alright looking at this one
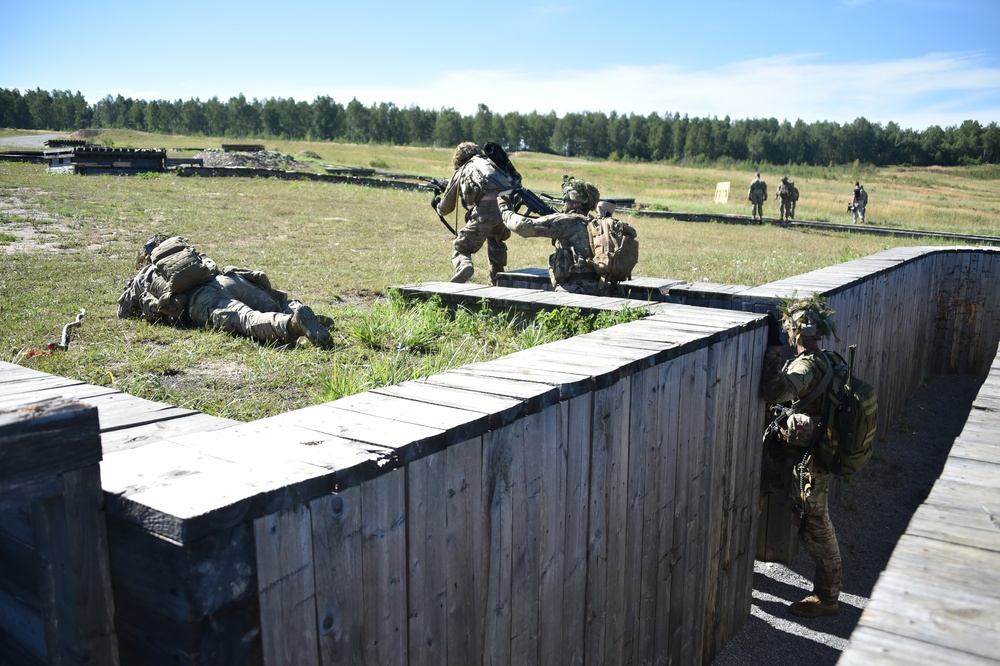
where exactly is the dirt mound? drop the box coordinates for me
[68,129,103,138]
[193,149,310,171]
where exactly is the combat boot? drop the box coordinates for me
[789,594,839,618]
[451,264,474,283]
[291,306,333,350]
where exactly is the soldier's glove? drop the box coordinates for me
[765,312,782,347]
[430,195,441,212]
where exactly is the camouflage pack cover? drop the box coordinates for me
[586,216,639,283]
[150,237,216,294]
[459,155,513,204]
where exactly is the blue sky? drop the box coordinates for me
[2,0,998,130]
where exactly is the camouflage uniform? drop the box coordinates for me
[118,240,331,348]
[498,200,603,295]
[748,174,768,221]
[761,348,842,605]
[187,271,303,344]
[852,183,868,223]
[437,146,513,284]
[777,176,797,221]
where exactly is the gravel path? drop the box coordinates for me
[0,133,67,148]
[712,372,985,665]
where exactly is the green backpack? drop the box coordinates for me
[795,346,879,476]
[586,216,639,283]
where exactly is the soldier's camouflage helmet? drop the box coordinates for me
[136,232,173,269]
[781,175,789,182]
[452,142,483,169]
[778,293,835,343]
[561,175,600,213]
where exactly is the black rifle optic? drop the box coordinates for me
[482,142,558,217]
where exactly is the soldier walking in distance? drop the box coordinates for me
[748,172,768,221]
[760,295,842,618]
[850,181,868,223]
[777,176,798,221]
[433,142,513,284]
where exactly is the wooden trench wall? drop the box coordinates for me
[100,302,770,666]
[1,245,998,666]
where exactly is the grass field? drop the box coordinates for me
[2,129,998,420]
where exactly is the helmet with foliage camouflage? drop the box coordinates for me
[781,175,789,183]
[561,175,600,213]
[452,142,483,169]
[136,232,174,269]
[778,293,835,344]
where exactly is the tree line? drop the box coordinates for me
[2,87,999,168]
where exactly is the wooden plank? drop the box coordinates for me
[451,361,594,399]
[560,394,591,666]
[333,389,490,445]
[481,422,516,665]
[264,403,446,461]
[407,446,447,665]
[0,375,87,399]
[841,624,998,666]
[311,487,365,665]
[653,359,681,665]
[0,585,47,666]
[32,464,119,666]
[101,439,335,543]
[54,390,201,431]
[584,378,630,665]
[361,467,407,665]
[99,412,239,454]
[374,379,527,429]
[538,401,568,666]
[423,370,560,410]
[254,503,320,666]
[622,364,659,665]
[511,410,544,665]
[0,381,116,408]
[0,401,102,486]
[444,437,484,665]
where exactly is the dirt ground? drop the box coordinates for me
[712,371,986,665]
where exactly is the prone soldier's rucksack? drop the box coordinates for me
[794,348,879,476]
[150,236,215,294]
[586,217,639,284]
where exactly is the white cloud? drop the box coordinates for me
[293,51,1000,130]
[83,51,1000,132]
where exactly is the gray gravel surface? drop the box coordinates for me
[712,372,985,665]
[0,133,66,148]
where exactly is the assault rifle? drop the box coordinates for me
[419,176,458,236]
[482,142,558,217]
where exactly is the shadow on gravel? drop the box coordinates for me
[712,372,986,666]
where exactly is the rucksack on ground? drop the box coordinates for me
[586,217,639,283]
[815,348,879,476]
[150,236,215,293]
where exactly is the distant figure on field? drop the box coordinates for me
[777,176,799,221]
[850,181,868,223]
[748,172,768,221]
[118,235,333,349]
[432,141,513,285]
